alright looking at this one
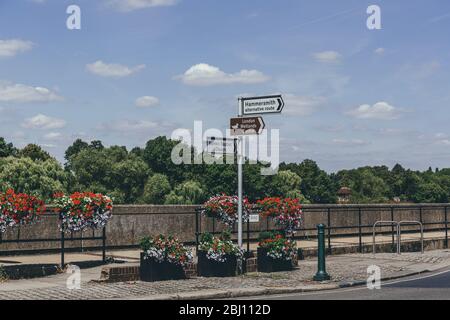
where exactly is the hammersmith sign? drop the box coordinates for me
[241,95,284,115]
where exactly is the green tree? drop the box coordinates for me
[0,138,17,158]
[65,138,89,162]
[0,156,68,200]
[270,170,301,196]
[281,160,337,203]
[19,144,51,161]
[68,145,149,203]
[164,180,204,204]
[141,173,171,204]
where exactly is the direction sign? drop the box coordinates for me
[206,137,236,155]
[230,117,265,136]
[241,95,284,115]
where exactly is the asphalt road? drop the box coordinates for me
[243,268,450,300]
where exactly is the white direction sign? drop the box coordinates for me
[206,137,236,155]
[241,95,284,115]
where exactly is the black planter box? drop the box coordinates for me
[139,252,186,282]
[197,250,238,277]
[257,247,294,273]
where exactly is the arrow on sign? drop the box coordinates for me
[230,117,265,136]
[241,95,284,115]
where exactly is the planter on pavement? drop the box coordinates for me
[197,250,238,277]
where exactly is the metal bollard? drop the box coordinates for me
[313,224,331,281]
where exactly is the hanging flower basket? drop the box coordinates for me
[197,232,243,277]
[201,194,252,227]
[257,197,303,235]
[0,189,46,233]
[52,192,113,232]
[257,232,297,273]
[139,234,193,282]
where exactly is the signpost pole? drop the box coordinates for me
[237,98,243,249]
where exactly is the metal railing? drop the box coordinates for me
[372,221,400,254]
[398,221,424,254]
[0,214,107,267]
[195,204,449,254]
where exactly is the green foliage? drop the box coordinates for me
[0,265,8,282]
[0,138,17,158]
[141,173,171,204]
[67,145,149,204]
[0,156,68,200]
[164,180,205,204]
[19,144,51,161]
[200,232,213,244]
[1,135,449,205]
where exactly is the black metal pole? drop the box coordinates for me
[391,206,395,251]
[195,209,199,252]
[313,224,331,281]
[102,226,106,263]
[445,206,448,249]
[246,219,250,253]
[327,208,331,254]
[61,229,65,268]
[358,207,362,253]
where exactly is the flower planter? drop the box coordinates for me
[257,247,294,273]
[139,252,186,282]
[197,250,238,277]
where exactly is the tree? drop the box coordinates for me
[19,144,51,161]
[270,170,301,196]
[281,160,337,203]
[65,138,89,161]
[164,180,205,205]
[0,156,68,200]
[141,173,171,204]
[143,136,191,184]
[0,137,17,158]
[68,145,149,203]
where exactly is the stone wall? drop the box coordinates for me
[0,204,448,254]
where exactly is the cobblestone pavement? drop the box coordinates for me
[1,250,449,300]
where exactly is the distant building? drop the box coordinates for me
[337,187,351,204]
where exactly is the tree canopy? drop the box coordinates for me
[1,136,449,204]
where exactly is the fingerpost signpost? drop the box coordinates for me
[233,95,284,249]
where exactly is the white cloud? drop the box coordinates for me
[22,114,66,130]
[0,83,62,103]
[283,94,326,116]
[86,60,145,78]
[332,138,369,146]
[43,132,63,140]
[347,102,404,120]
[135,96,159,107]
[313,51,342,63]
[374,47,385,55]
[0,39,34,57]
[107,0,178,12]
[176,63,269,86]
[109,119,159,132]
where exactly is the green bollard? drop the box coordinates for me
[313,223,331,281]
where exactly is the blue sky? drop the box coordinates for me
[0,0,449,172]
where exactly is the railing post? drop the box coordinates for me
[313,224,331,281]
[327,208,331,254]
[246,218,250,253]
[358,207,362,253]
[445,206,448,249]
[390,207,395,251]
[102,226,106,263]
[61,229,65,268]
[195,208,200,252]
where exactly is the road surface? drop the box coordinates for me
[243,268,450,300]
